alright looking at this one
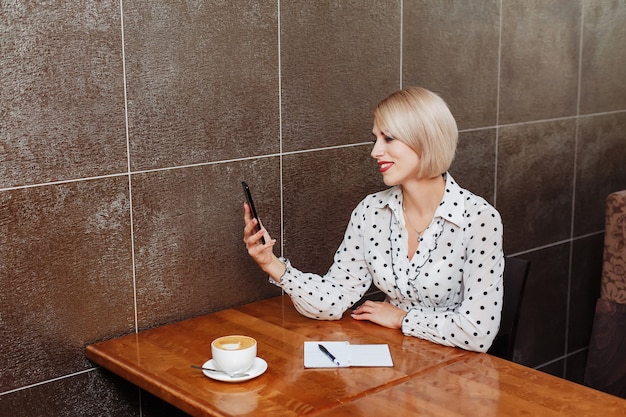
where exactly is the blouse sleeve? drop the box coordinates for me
[401,207,504,352]
[271,202,373,320]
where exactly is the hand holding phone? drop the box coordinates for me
[242,181,266,244]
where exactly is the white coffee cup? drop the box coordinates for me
[211,335,257,374]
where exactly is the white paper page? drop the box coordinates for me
[348,344,393,367]
[303,341,393,368]
[304,341,350,368]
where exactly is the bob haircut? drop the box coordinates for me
[373,87,458,179]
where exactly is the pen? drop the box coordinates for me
[318,343,341,366]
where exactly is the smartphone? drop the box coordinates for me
[241,181,266,244]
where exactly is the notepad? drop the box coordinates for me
[303,341,394,368]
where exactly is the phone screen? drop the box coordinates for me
[241,181,266,244]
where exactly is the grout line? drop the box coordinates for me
[0,368,95,397]
[118,0,139,336]
[460,109,625,131]
[0,155,280,193]
[578,108,625,118]
[564,2,587,378]
[505,230,604,258]
[1,109,623,194]
[279,141,370,155]
[278,0,285,257]
[493,0,503,207]
[533,346,589,371]
[277,0,285,298]
[399,0,403,89]
[571,230,605,240]
[120,1,142,414]
[123,153,283,175]
[0,172,132,193]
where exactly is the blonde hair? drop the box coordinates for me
[373,87,458,178]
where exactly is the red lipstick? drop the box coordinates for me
[378,161,393,173]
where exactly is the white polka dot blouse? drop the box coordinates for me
[272,173,504,352]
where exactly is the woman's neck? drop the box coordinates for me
[401,174,446,216]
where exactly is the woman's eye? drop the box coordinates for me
[371,135,394,143]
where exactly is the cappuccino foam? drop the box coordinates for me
[213,335,255,351]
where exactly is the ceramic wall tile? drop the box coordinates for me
[0,1,127,188]
[513,244,569,368]
[575,112,626,235]
[122,0,280,170]
[403,0,500,130]
[0,178,134,391]
[132,158,282,330]
[565,350,589,385]
[580,0,626,114]
[497,120,576,254]
[282,145,385,275]
[280,0,400,152]
[449,129,497,205]
[499,0,581,124]
[568,234,604,352]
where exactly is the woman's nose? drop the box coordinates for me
[371,139,383,158]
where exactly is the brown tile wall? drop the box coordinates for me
[1,1,625,415]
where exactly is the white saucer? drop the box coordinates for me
[202,357,267,382]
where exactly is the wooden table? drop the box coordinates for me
[312,353,626,416]
[86,295,626,416]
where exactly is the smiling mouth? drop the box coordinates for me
[378,162,393,173]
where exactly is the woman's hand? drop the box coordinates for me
[351,300,405,329]
[243,203,275,264]
[243,203,286,281]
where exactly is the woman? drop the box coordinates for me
[243,87,504,352]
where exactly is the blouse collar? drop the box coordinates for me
[374,172,467,229]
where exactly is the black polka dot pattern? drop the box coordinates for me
[271,173,504,353]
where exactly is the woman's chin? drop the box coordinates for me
[381,176,399,187]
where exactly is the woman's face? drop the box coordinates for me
[371,120,420,186]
